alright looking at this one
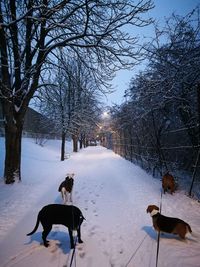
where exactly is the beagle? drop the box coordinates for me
[146,205,192,239]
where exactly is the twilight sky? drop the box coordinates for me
[105,0,200,107]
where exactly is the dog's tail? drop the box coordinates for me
[185,223,200,239]
[27,215,40,236]
[186,223,192,234]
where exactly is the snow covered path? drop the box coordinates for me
[0,139,200,267]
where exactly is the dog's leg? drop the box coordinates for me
[65,190,68,204]
[42,225,52,247]
[61,188,67,204]
[64,192,69,204]
[69,191,73,202]
[66,192,72,204]
[177,225,187,239]
[68,228,74,249]
[77,226,83,244]
[61,192,64,203]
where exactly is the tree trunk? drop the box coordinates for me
[85,139,88,147]
[197,83,200,143]
[4,122,23,184]
[72,134,78,152]
[79,133,86,149]
[79,138,83,149]
[61,131,66,161]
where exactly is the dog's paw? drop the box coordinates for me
[44,241,50,247]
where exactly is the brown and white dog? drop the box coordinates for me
[146,205,192,239]
[58,173,74,204]
[162,172,175,194]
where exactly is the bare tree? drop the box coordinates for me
[39,52,101,159]
[0,0,153,183]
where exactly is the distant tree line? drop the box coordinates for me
[35,51,103,160]
[107,9,200,197]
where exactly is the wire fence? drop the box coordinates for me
[102,126,200,200]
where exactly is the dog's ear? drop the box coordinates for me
[146,206,151,213]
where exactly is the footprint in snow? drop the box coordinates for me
[93,209,98,217]
[77,243,86,258]
[89,225,98,236]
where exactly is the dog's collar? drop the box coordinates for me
[150,209,159,217]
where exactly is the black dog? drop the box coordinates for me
[27,204,85,249]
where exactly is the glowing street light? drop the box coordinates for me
[102,111,110,119]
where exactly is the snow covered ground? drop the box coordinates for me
[0,137,200,267]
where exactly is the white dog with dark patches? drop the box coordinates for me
[58,173,74,204]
